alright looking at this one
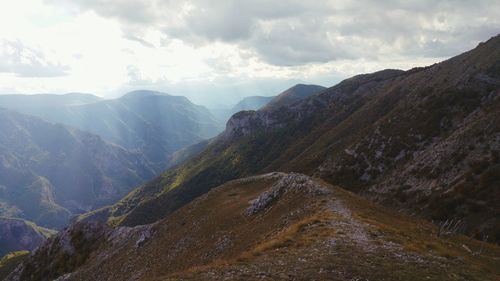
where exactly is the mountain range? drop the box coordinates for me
[0,83,323,255]
[262,84,326,110]
[0,90,222,170]
[0,108,159,229]
[85,35,500,245]
[208,84,325,123]
[2,35,500,280]
[231,95,275,112]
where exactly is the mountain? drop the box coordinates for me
[231,96,274,112]
[208,96,275,124]
[88,35,500,245]
[263,84,326,110]
[0,93,101,112]
[210,85,324,124]
[0,90,223,170]
[6,173,500,280]
[0,217,55,257]
[0,109,158,229]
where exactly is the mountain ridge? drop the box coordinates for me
[7,173,500,280]
[0,90,223,170]
[92,35,500,243]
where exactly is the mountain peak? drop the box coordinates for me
[263,84,326,110]
[120,90,171,99]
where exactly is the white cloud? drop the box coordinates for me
[0,0,498,106]
[0,39,69,77]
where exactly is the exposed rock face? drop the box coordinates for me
[222,70,404,142]
[0,218,53,257]
[222,110,278,140]
[231,96,274,113]
[6,220,154,281]
[245,173,330,216]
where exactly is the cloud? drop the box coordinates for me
[47,0,500,66]
[0,39,69,77]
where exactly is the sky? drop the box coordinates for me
[0,0,498,107]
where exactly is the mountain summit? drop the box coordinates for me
[263,84,326,110]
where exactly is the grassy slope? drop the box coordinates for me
[0,251,30,280]
[26,174,500,281]
[166,178,500,280]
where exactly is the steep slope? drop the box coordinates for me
[207,96,275,125]
[94,35,500,243]
[0,109,157,228]
[263,83,326,110]
[0,251,29,280]
[167,139,211,168]
[7,174,500,280]
[0,90,222,170]
[210,85,323,124]
[0,217,55,257]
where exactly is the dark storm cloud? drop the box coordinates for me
[0,40,69,77]
[47,0,500,66]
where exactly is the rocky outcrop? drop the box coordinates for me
[8,172,500,280]
[221,71,404,142]
[5,220,154,281]
[245,173,330,216]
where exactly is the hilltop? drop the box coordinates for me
[7,174,500,280]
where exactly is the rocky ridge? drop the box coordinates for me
[7,173,500,280]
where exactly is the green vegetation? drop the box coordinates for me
[19,226,103,281]
[0,251,30,280]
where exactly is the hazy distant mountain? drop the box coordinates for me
[262,84,326,110]
[209,96,275,124]
[231,96,274,112]
[0,109,157,229]
[210,87,323,124]
[0,90,223,169]
[0,93,102,111]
